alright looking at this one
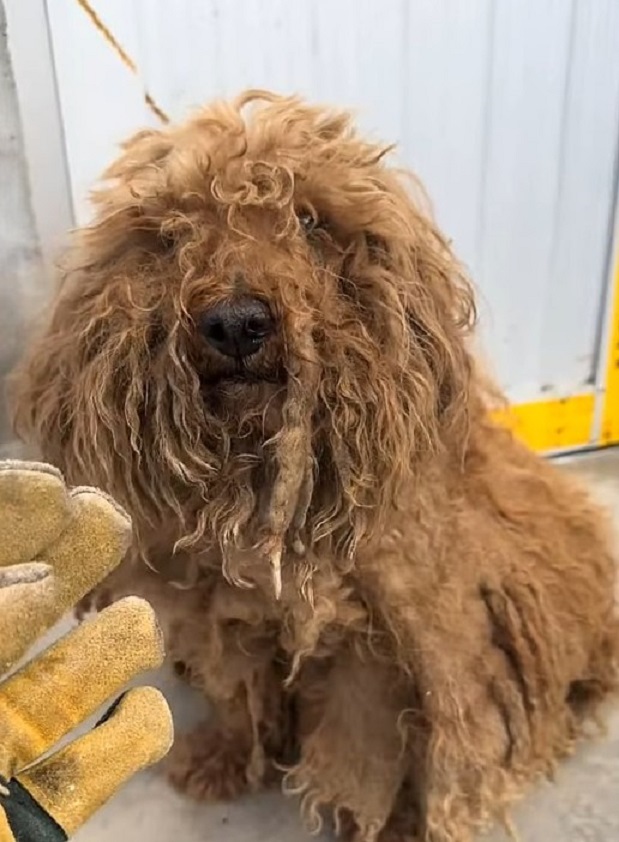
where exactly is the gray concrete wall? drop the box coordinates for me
[0,0,45,451]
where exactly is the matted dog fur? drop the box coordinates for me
[12,91,619,841]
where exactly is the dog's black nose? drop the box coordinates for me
[200,297,273,358]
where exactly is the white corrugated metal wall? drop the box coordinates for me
[42,0,619,411]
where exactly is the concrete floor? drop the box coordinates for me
[35,449,619,841]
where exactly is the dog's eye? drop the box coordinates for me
[297,210,319,235]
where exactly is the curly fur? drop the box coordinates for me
[11,90,619,841]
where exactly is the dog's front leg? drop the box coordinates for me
[168,676,280,803]
[167,583,286,803]
[288,647,411,841]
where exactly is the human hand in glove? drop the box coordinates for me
[0,461,174,841]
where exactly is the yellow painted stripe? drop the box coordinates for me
[493,393,595,452]
[601,248,619,446]
[497,218,619,453]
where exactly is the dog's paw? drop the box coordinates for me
[167,722,251,802]
[338,806,420,842]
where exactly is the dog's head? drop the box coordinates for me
[13,91,477,587]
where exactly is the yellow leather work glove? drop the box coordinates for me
[0,461,174,841]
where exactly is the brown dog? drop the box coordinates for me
[11,91,618,841]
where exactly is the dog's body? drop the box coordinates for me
[12,92,618,841]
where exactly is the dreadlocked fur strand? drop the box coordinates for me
[261,325,320,597]
[11,90,619,842]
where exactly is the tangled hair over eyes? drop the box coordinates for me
[11,90,481,590]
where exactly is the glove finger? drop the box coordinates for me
[0,488,131,673]
[38,486,131,612]
[0,463,71,569]
[0,598,164,779]
[0,571,56,674]
[16,687,173,837]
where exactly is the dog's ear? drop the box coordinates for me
[9,130,179,495]
[10,250,144,485]
[315,203,478,552]
[365,215,477,441]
